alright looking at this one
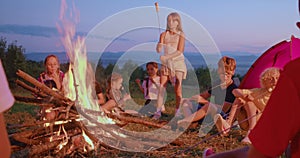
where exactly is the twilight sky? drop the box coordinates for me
[0,0,299,54]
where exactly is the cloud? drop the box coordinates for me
[87,33,135,42]
[0,24,87,38]
[0,24,134,43]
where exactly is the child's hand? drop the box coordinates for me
[160,55,168,63]
[135,79,140,84]
[245,94,254,101]
[156,43,163,53]
[236,97,246,104]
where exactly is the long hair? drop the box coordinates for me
[166,12,183,32]
[44,54,60,74]
[106,73,123,100]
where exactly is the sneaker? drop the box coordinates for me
[203,147,215,158]
[152,111,161,120]
[214,114,230,136]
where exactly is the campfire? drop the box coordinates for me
[12,70,177,157]
[9,0,181,157]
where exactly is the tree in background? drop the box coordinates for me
[0,37,7,61]
[6,41,27,86]
[0,38,27,87]
[95,59,106,90]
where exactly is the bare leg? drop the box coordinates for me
[175,71,184,114]
[157,75,168,111]
[242,101,257,143]
[181,99,193,118]
[244,101,258,130]
[153,75,168,119]
[178,103,209,124]
[226,98,242,125]
[101,99,117,112]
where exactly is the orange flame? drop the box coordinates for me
[57,0,115,125]
[57,0,98,110]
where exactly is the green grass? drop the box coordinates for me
[6,102,40,116]
[8,87,40,116]
[10,86,34,97]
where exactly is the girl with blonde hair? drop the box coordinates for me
[101,73,131,113]
[154,12,187,119]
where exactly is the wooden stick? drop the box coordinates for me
[16,79,48,97]
[16,69,69,102]
[8,116,80,130]
[12,130,41,145]
[29,141,61,156]
[109,113,170,129]
[80,107,170,129]
[14,95,54,106]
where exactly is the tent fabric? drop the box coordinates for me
[239,35,300,89]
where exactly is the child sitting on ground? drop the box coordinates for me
[135,62,165,117]
[177,56,238,128]
[101,73,131,114]
[214,67,280,144]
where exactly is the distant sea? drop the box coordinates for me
[24,52,259,76]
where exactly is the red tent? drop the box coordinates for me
[239,35,300,89]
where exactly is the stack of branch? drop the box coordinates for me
[11,70,180,157]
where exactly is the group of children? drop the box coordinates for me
[39,52,281,141]
[0,8,296,157]
[36,12,285,157]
